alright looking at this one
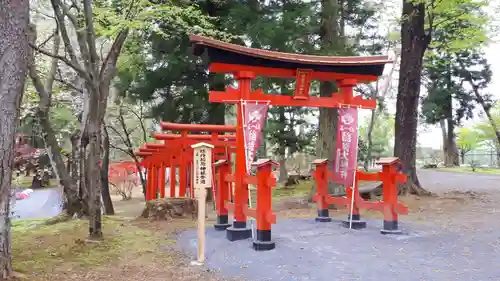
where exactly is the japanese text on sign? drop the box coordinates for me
[192,144,213,189]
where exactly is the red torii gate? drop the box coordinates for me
[189,34,391,251]
[136,124,237,201]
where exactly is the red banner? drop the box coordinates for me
[243,102,269,172]
[332,108,359,185]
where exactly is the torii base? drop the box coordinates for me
[380,220,403,235]
[214,215,231,231]
[341,214,367,229]
[226,221,252,241]
[253,240,276,251]
[252,229,275,251]
[315,209,332,222]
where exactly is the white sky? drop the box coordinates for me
[416,43,500,149]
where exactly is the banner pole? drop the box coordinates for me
[348,107,361,230]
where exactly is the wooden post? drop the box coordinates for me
[341,176,366,229]
[146,163,153,201]
[226,71,254,241]
[170,165,176,197]
[190,142,214,265]
[179,131,188,197]
[311,159,332,222]
[214,159,231,230]
[251,159,278,251]
[159,164,166,198]
[376,157,407,234]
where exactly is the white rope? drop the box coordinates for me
[348,107,361,230]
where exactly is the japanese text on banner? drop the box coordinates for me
[332,108,359,185]
[243,103,269,172]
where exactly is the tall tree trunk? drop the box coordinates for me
[207,74,226,125]
[446,117,459,166]
[395,0,431,195]
[364,91,377,171]
[101,124,114,215]
[27,25,83,218]
[440,119,448,164]
[318,0,343,195]
[0,0,29,277]
[86,96,103,239]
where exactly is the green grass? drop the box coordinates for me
[436,166,500,175]
[12,216,173,275]
[272,180,314,198]
[270,178,377,199]
[12,176,57,188]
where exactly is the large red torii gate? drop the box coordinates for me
[189,34,391,251]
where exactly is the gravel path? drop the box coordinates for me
[417,169,500,193]
[12,188,62,220]
[176,170,500,281]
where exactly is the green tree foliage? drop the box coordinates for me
[115,1,236,125]
[422,1,489,126]
[474,104,500,149]
[456,127,480,163]
[395,0,489,193]
[359,113,394,160]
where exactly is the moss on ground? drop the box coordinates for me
[12,217,175,277]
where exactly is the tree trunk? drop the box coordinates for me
[0,0,29,277]
[317,82,341,195]
[318,0,343,195]
[364,94,377,171]
[39,110,83,215]
[394,0,431,195]
[86,116,103,239]
[101,124,114,215]
[27,24,83,217]
[446,117,459,166]
[440,119,448,164]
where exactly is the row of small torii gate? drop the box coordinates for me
[132,35,409,252]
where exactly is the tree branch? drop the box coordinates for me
[82,0,100,74]
[45,28,60,96]
[124,103,148,142]
[54,75,83,93]
[50,0,80,69]
[29,42,90,82]
[109,143,134,157]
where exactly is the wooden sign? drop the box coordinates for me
[293,69,312,100]
[190,142,214,265]
[191,142,214,189]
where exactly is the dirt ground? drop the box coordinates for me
[13,170,500,281]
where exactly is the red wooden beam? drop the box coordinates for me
[160,122,236,133]
[153,133,236,141]
[209,63,380,82]
[139,147,158,153]
[209,88,376,109]
[145,143,165,149]
[135,151,151,157]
